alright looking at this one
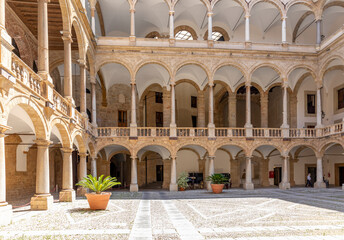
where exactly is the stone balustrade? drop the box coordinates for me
[53,90,69,115]
[96,123,344,139]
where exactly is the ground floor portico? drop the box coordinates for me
[1,188,344,240]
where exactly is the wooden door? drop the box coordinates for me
[118,111,127,127]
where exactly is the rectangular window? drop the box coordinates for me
[155,92,163,104]
[118,111,127,127]
[191,96,197,108]
[307,94,316,114]
[192,116,197,128]
[338,88,344,110]
[156,112,163,127]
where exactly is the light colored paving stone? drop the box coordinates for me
[129,200,152,240]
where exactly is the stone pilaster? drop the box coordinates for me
[163,87,171,127]
[31,139,54,210]
[37,0,50,82]
[244,157,254,190]
[260,92,268,128]
[228,92,237,127]
[315,155,326,188]
[197,90,206,127]
[207,156,215,191]
[279,156,290,190]
[59,148,75,202]
[77,153,88,196]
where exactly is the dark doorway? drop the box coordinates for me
[110,162,117,178]
[156,165,163,182]
[306,166,317,186]
[118,110,127,127]
[72,150,79,190]
[339,167,344,186]
[274,167,282,186]
[192,116,197,128]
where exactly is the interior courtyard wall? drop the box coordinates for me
[5,135,37,202]
[236,95,261,127]
[142,89,164,127]
[49,147,63,193]
[214,149,230,174]
[176,149,199,178]
[268,87,283,128]
[323,145,344,186]
[175,83,199,127]
[297,77,317,128]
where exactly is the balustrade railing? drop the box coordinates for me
[53,90,69,115]
[137,127,170,137]
[97,127,130,137]
[12,54,43,98]
[177,128,208,137]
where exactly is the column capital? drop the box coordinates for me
[34,139,52,147]
[0,124,11,134]
[79,152,88,158]
[78,59,86,68]
[169,10,175,16]
[245,14,250,19]
[207,11,213,17]
[245,82,251,87]
[282,81,289,89]
[61,32,73,43]
[281,16,287,21]
[130,82,136,86]
[131,156,138,160]
[61,147,73,153]
[208,156,215,160]
[130,8,136,13]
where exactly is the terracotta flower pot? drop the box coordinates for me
[179,187,185,191]
[85,192,112,210]
[211,184,224,194]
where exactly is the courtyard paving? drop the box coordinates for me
[1,188,344,239]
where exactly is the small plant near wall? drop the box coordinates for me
[177,172,189,191]
[206,174,228,194]
[76,174,120,210]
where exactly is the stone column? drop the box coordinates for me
[228,92,237,127]
[231,159,240,187]
[290,93,297,128]
[208,84,215,138]
[315,155,326,188]
[316,87,322,128]
[169,11,174,39]
[260,92,268,128]
[245,15,250,42]
[260,158,270,187]
[244,156,254,190]
[170,83,177,137]
[207,156,215,191]
[130,82,137,137]
[59,148,75,202]
[279,156,290,189]
[31,139,53,210]
[79,60,87,116]
[62,32,73,102]
[281,84,289,129]
[91,157,97,177]
[0,125,12,226]
[197,90,206,127]
[91,78,97,126]
[282,17,287,43]
[130,8,135,41]
[163,87,171,127]
[245,83,253,137]
[91,7,96,34]
[77,153,88,196]
[130,157,138,192]
[208,12,213,40]
[290,158,296,186]
[204,157,209,189]
[169,157,177,191]
[0,0,5,30]
[37,0,50,81]
[316,19,322,45]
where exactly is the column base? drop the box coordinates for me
[314,181,326,189]
[130,184,138,192]
[76,187,88,197]
[0,204,12,226]
[206,181,212,191]
[169,183,178,192]
[30,194,54,210]
[243,182,254,190]
[59,189,76,202]
[169,38,175,46]
[279,182,291,190]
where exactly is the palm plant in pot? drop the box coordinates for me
[206,173,228,194]
[76,174,120,210]
[177,172,189,191]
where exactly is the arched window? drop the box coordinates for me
[212,32,224,41]
[175,30,193,40]
[204,27,230,41]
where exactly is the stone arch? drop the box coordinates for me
[95,142,134,156]
[286,64,317,81]
[212,0,248,14]
[174,61,210,83]
[319,140,344,156]
[203,26,230,41]
[71,130,86,153]
[134,142,173,158]
[248,144,284,158]
[249,0,286,18]
[320,55,344,81]
[249,63,284,81]
[213,80,232,93]
[88,141,96,157]
[145,31,162,38]
[135,144,172,161]
[286,143,318,157]
[95,59,133,78]
[213,142,248,156]
[108,150,131,162]
[59,0,72,32]
[71,17,86,61]
[286,0,316,14]
[174,25,198,40]
[234,82,264,95]
[212,62,248,81]
[134,60,172,80]
[139,83,164,103]
[175,143,210,156]
[5,95,48,140]
[49,117,72,149]
[318,0,344,20]
[175,79,201,91]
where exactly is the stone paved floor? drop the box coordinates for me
[1,188,344,239]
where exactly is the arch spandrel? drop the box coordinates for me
[71,129,87,153]
[248,0,286,18]
[49,117,72,149]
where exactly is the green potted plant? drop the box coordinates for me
[177,172,189,191]
[76,174,120,210]
[206,173,228,194]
